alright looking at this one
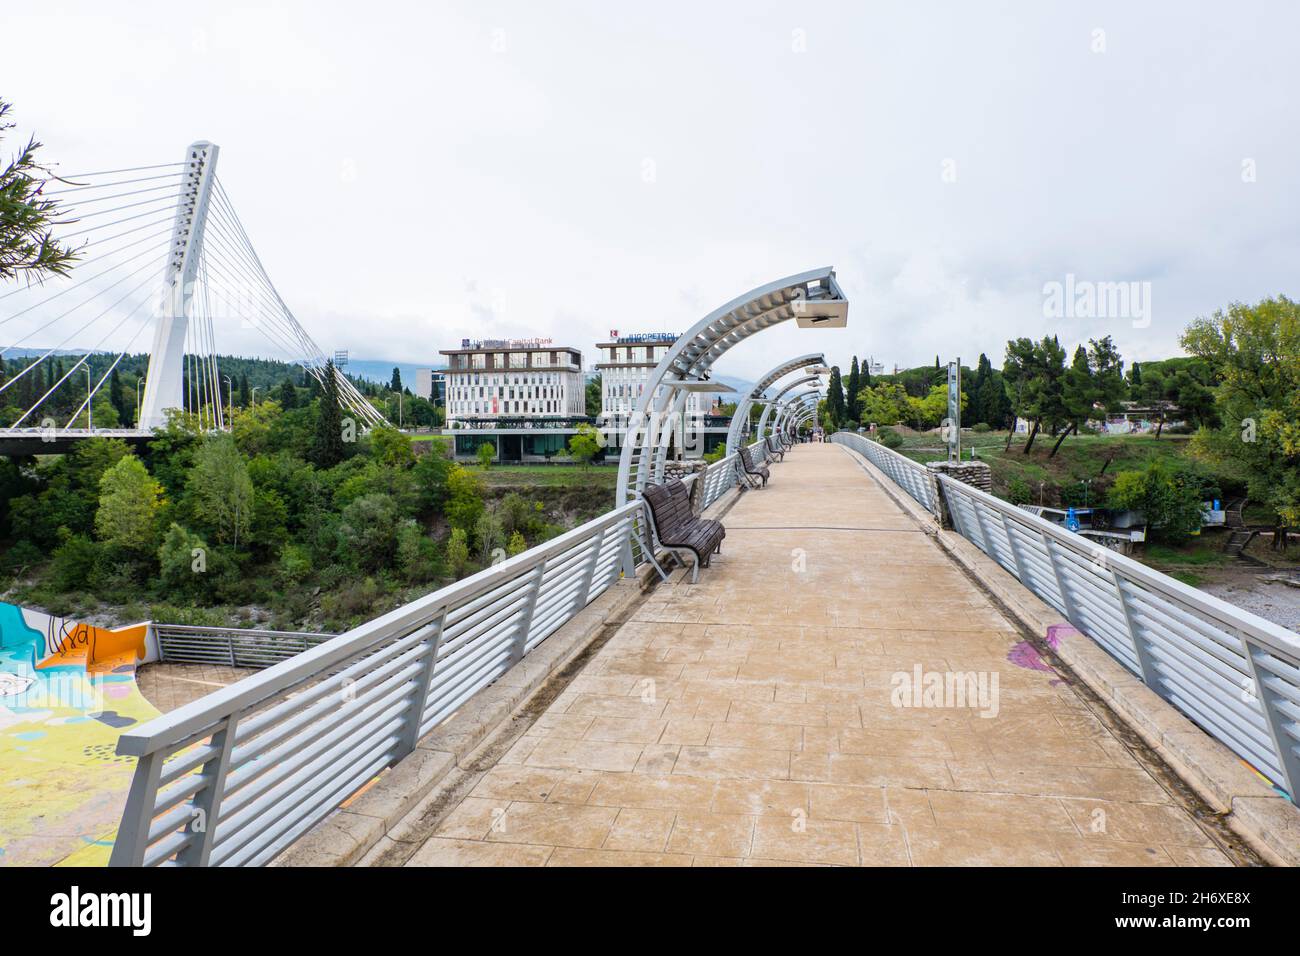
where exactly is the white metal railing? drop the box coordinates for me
[154,624,332,668]
[110,500,639,867]
[832,432,1300,801]
[831,430,940,514]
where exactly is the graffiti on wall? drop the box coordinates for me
[0,603,158,867]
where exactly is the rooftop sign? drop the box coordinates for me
[458,337,555,350]
[607,331,678,343]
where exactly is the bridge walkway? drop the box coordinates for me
[382,443,1239,866]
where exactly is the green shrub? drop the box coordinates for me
[877,427,904,449]
[1007,477,1032,505]
[49,534,100,592]
[971,422,991,433]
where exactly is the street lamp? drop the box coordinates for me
[250,386,261,407]
[222,375,233,427]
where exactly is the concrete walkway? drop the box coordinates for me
[392,443,1237,866]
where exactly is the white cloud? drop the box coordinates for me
[4,0,1298,379]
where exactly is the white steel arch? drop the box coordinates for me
[615,267,848,508]
[756,373,824,441]
[724,354,826,457]
[775,390,821,437]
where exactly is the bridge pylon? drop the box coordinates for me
[139,142,220,431]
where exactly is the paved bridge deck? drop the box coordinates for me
[386,443,1237,866]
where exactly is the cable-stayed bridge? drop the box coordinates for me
[0,141,385,456]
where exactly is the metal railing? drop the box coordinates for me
[154,624,332,669]
[832,432,1300,801]
[110,500,640,867]
[831,430,939,514]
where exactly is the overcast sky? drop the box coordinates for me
[6,0,1298,380]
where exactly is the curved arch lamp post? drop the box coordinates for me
[754,371,828,441]
[781,396,822,439]
[615,267,848,510]
[774,388,822,437]
[724,355,828,457]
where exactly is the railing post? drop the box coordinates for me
[108,750,165,866]
[970,497,996,556]
[1042,533,1080,628]
[511,560,547,665]
[175,711,241,867]
[399,610,448,756]
[998,512,1029,583]
[574,525,605,614]
[1242,635,1300,799]
[1109,570,1160,688]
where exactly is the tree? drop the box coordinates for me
[336,493,402,571]
[858,383,910,425]
[390,367,403,392]
[846,357,861,424]
[586,374,602,418]
[476,441,495,470]
[277,377,299,409]
[238,373,250,409]
[568,424,602,468]
[446,527,470,577]
[0,99,80,280]
[506,530,527,557]
[1108,462,1208,545]
[445,465,485,535]
[157,523,211,596]
[826,366,846,427]
[1182,296,1300,549]
[188,434,254,548]
[413,445,454,513]
[1051,345,1095,457]
[1005,336,1067,453]
[95,456,164,555]
[369,426,414,468]
[311,361,346,468]
[475,507,504,565]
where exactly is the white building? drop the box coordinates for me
[595,332,705,421]
[440,339,584,427]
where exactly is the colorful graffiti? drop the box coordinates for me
[0,603,158,866]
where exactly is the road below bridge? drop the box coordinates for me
[377,443,1246,866]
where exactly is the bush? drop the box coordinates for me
[877,427,904,449]
[971,422,991,433]
[1007,477,1032,505]
[157,523,211,596]
[49,534,100,592]
[278,543,314,584]
[1108,462,1206,544]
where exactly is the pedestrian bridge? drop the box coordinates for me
[107,439,1300,868]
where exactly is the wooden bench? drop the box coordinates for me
[765,435,785,462]
[737,443,770,489]
[642,479,726,583]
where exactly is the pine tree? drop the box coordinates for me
[826,366,846,427]
[277,377,298,409]
[390,367,402,392]
[846,357,861,424]
[311,361,346,468]
[238,373,250,408]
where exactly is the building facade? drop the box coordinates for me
[596,331,705,421]
[414,368,446,406]
[440,340,584,426]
